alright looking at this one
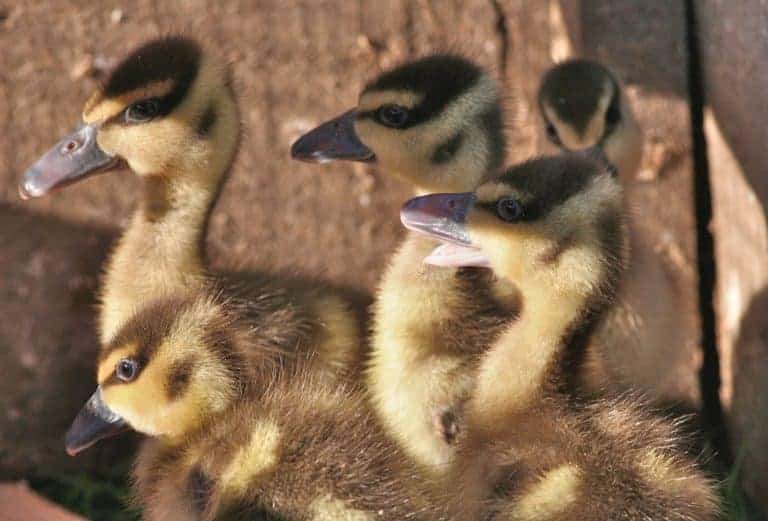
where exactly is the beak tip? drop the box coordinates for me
[289,109,374,165]
[290,138,331,164]
[289,139,306,160]
[18,168,45,200]
[18,181,38,200]
[64,433,82,457]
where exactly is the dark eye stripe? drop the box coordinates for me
[166,357,195,400]
[196,101,217,137]
[432,131,464,165]
[476,200,539,222]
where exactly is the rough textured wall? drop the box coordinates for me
[696,0,768,513]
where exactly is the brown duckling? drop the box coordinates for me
[292,54,517,474]
[401,153,719,520]
[65,291,450,521]
[20,37,361,379]
[538,58,687,400]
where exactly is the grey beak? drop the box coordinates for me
[400,192,476,246]
[19,124,119,199]
[290,109,374,164]
[65,387,128,456]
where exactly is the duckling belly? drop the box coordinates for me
[368,233,513,472]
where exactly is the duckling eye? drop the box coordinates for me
[545,121,561,146]
[116,358,139,382]
[496,197,524,222]
[126,98,160,124]
[377,104,409,128]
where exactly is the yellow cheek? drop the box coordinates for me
[101,374,168,436]
[357,90,421,113]
[97,120,192,175]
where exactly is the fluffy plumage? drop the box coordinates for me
[538,59,689,404]
[93,293,450,521]
[73,37,364,379]
[354,55,517,472]
[407,154,719,520]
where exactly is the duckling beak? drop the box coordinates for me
[400,193,491,268]
[19,124,119,199]
[290,110,375,163]
[65,387,128,456]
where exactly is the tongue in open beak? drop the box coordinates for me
[400,192,491,268]
[19,124,119,199]
[424,243,491,268]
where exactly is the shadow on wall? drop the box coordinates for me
[731,288,768,511]
[0,203,132,476]
[0,202,373,478]
[578,0,690,97]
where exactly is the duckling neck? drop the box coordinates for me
[136,171,220,267]
[99,169,223,343]
[468,282,606,432]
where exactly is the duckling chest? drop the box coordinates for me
[375,234,517,356]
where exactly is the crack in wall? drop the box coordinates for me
[683,0,733,470]
[489,0,509,78]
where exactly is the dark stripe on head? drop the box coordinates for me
[480,154,604,222]
[479,104,506,176]
[166,356,196,400]
[197,101,217,137]
[431,131,465,165]
[100,296,194,370]
[363,54,483,128]
[202,327,247,387]
[538,59,619,134]
[100,36,202,118]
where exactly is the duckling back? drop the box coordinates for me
[134,369,449,521]
[459,396,719,521]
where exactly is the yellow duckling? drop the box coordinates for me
[401,153,719,520]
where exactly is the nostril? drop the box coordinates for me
[447,199,456,210]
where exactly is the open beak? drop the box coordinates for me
[19,124,119,199]
[400,193,491,268]
[290,109,375,164]
[65,387,128,456]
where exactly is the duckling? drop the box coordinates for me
[292,54,518,474]
[20,37,361,379]
[538,59,687,400]
[401,153,719,520]
[538,58,642,177]
[65,291,450,521]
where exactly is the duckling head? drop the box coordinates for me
[401,153,626,302]
[20,36,238,199]
[538,59,641,177]
[65,294,247,455]
[292,55,506,193]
